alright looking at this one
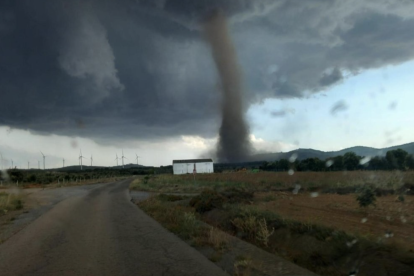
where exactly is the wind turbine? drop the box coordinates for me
[121,150,127,168]
[79,149,86,170]
[114,154,119,166]
[11,159,13,169]
[90,155,93,166]
[27,161,29,170]
[135,154,140,166]
[63,158,65,168]
[40,151,46,170]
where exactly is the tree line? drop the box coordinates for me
[260,148,414,172]
[0,167,155,185]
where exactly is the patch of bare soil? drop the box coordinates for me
[254,192,414,250]
[199,191,414,276]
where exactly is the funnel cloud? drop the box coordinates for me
[203,10,252,162]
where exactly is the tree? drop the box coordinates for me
[368,156,387,170]
[276,159,290,171]
[298,158,325,171]
[405,154,414,170]
[386,149,408,170]
[343,152,360,170]
[331,155,344,171]
[8,169,24,182]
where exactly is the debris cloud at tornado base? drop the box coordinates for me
[203,10,252,163]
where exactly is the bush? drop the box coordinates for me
[190,188,254,214]
[356,186,376,207]
[190,190,226,213]
[220,187,254,204]
[157,194,185,202]
[180,212,200,239]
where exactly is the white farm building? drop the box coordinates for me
[172,159,214,175]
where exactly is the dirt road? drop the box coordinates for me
[0,180,228,276]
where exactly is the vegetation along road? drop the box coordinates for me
[0,179,228,276]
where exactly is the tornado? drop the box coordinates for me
[203,9,252,163]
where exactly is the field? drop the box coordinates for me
[131,170,414,193]
[133,170,414,276]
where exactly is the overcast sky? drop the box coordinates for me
[1,0,414,168]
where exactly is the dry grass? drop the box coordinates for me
[130,178,141,190]
[0,192,23,215]
[138,195,203,241]
[208,227,230,251]
[233,256,253,276]
[131,171,414,193]
[255,218,274,247]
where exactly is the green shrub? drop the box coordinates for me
[190,188,255,214]
[220,187,254,204]
[180,212,200,239]
[157,194,185,202]
[356,186,376,207]
[190,189,226,213]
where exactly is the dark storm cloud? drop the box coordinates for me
[319,68,343,87]
[2,0,414,142]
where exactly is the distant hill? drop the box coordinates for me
[251,142,414,162]
[52,163,147,172]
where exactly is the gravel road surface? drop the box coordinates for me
[0,179,228,276]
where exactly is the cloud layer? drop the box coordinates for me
[1,0,414,143]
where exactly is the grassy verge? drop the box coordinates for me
[138,194,229,247]
[0,192,23,215]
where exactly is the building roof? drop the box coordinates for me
[173,159,213,164]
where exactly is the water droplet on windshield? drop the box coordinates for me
[326,160,334,167]
[310,192,319,198]
[346,239,358,247]
[359,156,371,165]
[292,184,301,194]
[349,270,358,276]
[361,218,367,223]
[400,216,407,224]
[289,153,298,163]
[388,101,397,110]
[288,169,294,175]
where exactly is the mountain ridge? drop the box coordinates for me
[251,142,414,162]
